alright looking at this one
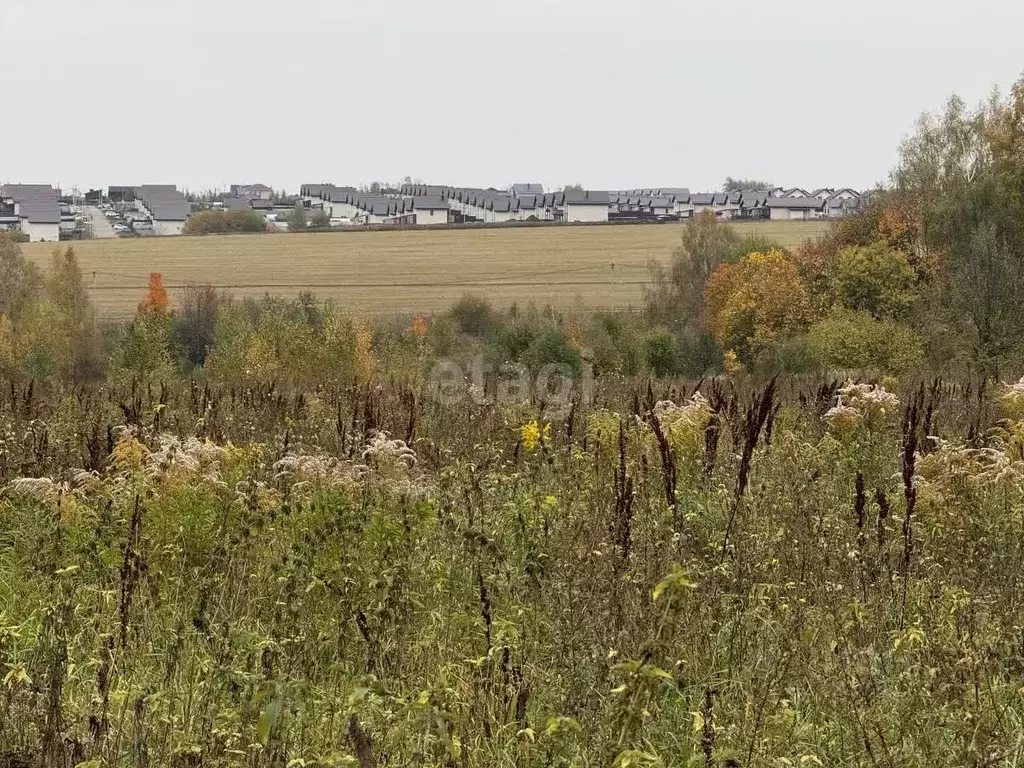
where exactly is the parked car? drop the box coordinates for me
[112,224,130,233]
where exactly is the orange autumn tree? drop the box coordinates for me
[705,249,811,363]
[138,273,170,315]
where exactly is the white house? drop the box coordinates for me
[412,197,450,225]
[516,194,539,220]
[765,197,824,220]
[136,185,190,235]
[486,197,518,223]
[830,188,860,201]
[826,193,861,217]
[563,190,609,223]
[0,185,61,242]
[689,193,718,217]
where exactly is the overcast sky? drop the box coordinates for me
[2,0,1021,194]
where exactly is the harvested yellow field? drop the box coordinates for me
[23,221,829,318]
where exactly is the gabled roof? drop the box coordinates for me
[564,190,610,205]
[690,193,716,205]
[766,197,824,210]
[782,188,811,198]
[412,196,449,210]
[810,188,834,198]
[512,183,544,195]
[137,185,190,221]
[489,197,516,213]
[0,184,61,223]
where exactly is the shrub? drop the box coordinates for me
[808,307,925,372]
[183,209,267,235]
[644,326,677,377]
[449,294,497,337]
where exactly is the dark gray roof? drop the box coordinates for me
[766,197,824,210]
[564,190,610,205]
[137,185,190,221]
[512,183,544,195]
[412,196,449,210]
[690,193,716,205]
[0,184,60,223]
[223,197,251,211]
[489,197,516,213]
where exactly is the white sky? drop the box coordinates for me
[2,0,1021,194]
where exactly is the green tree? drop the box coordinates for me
[645,210,740,332]
[723,176,773,191]
[45,247,101,380]
[309,210,331,229]
[644,326,677,377]
[174,284,229,368]
[828,243,917,320]
[108,312,177,386]
[0,234,42,320]
[286,204,308,232]
[892,78,1024,371]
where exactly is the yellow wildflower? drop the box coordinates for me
[521,421,542,451]
[521,421,551,452]
[723,349,742,375]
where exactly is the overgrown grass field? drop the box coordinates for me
[21,221,828,319]
[2,375,1022,766]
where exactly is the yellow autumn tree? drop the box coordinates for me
[705,249,811,362]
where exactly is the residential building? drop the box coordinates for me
[511,183,544,196]
[412,197,450,225]
[0,184,61,241]
[689,193,718,216]
[230,183,274,201]
[563,190,609,222]
[135,185,190,235]
[765,197,824,220]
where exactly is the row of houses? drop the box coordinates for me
[133,186,191,235]
[1,178,873,240]
[610,186,866,221]
[0,184,71,241]
[377,184,612,224]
